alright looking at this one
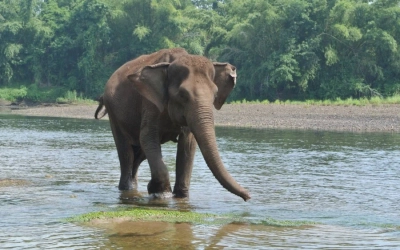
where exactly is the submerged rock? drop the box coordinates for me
[0,179,29,187]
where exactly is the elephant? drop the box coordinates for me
[95,48,250,201]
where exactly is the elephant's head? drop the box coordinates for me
[127,54,250,201]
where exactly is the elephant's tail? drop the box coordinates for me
[94,95,107,119]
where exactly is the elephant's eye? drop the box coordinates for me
[178,88,189,102]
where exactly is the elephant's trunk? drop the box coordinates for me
[187,105,251,201]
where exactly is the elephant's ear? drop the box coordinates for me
[127,63,170,112]
[213,62,237,110]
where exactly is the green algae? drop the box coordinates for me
[67,207,229,224]
[67,207,318,227]
[258,218,318,227]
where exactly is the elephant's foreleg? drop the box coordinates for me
[173,127,197,198]
[140,107,172,194]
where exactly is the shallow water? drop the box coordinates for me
[0,114,399,249]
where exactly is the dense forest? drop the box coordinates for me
[1,0,400,102]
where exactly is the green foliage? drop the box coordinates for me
[324,46,339,66]
[0,85,70,103]
[1,0,400,102]
[0,86,27,101]
[230,94,400,106]
[56,90,96,104]
[133,25,151,40]
[24,84,66,103]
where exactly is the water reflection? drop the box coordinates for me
[1,114,400,249]
[104,221,195,249]
[92,220,400,249]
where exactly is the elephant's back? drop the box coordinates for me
[110,48,188,82]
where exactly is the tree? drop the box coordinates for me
[0,0,24,84]
[207,0,324,100]
[315,0,400,99]
[2,0,400,101]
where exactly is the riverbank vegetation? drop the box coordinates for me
[1,0,400,103]
[231,94,400,106]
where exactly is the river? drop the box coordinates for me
[0,114,399,249]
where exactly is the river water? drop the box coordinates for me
[0,114,399,249]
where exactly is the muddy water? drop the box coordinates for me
[0,114,399,249]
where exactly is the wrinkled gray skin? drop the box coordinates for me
[95,48,250,201]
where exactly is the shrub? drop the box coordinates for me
[0,86,28,101]
[56,90,96,104]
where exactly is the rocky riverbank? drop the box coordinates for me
[5,103,400,132]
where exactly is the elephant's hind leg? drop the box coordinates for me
[131,145,146,188]
[109,120,135,190]
[116,141,135,190]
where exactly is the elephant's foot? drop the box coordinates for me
[172,185,189,198]
[118,178,137,190]
[147,178,172,196]
[118,182,133,190]
[119,189,142,202]
[149,192,173,199]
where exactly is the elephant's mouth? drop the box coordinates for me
[181,116,188,126]
[167,105,187,126]
[174,114,187,126]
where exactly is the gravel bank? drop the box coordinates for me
[7,103,400,132]
[214,104,400,132]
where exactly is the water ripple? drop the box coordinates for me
[1,115,399,249]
